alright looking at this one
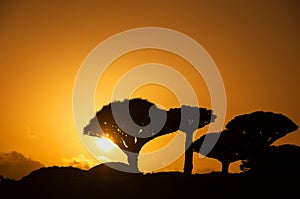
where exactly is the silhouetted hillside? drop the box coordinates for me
[0,163,299,199]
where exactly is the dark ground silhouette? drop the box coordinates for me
[0,162,299,199]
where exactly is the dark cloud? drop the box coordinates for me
[0,151,44,180]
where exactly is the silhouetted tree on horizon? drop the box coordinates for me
[84,98,215,173]
[192,111,298,173]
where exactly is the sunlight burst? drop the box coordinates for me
[97,138,115,152]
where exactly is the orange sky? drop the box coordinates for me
[0,0,299,178]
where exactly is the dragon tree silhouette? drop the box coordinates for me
[192,111,298,173]
[84,98,215,173]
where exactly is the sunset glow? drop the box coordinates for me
[0,1,299,182]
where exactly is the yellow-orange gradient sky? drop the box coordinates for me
[0,0,299,179]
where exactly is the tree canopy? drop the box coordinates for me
[225,111,298,146]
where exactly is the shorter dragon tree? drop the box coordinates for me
[84,98,215,173]
[192,111,298,173]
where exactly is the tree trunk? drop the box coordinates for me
[127,153,140,173]
[221,161,229,174]
[184,133,193,175]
